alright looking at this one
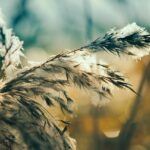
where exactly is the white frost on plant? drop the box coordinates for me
[115,23,150,59]
[0,11,26,79]
[90,22,150,60]
[0,9,5,27]
[115,22,149,38]
[70,51,108,76]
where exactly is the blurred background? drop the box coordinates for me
[0,0,150,150]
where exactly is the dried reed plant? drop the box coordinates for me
[0,11,150,150]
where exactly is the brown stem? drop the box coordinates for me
[117,61,150,150]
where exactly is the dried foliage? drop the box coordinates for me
[0,12,150,150]
[86,23,150,59]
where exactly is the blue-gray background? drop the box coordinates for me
[0,0,150,51]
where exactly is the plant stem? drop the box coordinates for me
[117,61,150,150]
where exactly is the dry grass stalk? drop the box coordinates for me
[0,11,150,150]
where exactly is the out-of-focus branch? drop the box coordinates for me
[117,61,150,150]
[83,0,93,41]
[12,0,28,27]
[12,0,40,47]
